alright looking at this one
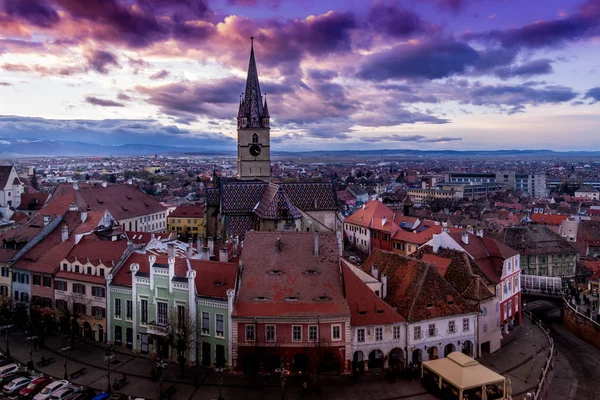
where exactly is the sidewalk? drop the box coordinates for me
[0,318,550,400]
[479,316,550,399]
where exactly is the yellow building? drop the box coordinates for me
[167,206,204,239]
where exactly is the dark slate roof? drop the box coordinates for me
[502,225,578,256]
[0,166,14,188]
[206,188,221,207]
[241,41,265,129]
[228,215,254,240]
[255,183,302,220]
[221,181,267,213]
[280,182,338,211]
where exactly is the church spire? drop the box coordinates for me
[241,37,264,128]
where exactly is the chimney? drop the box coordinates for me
[372,265,378,280]
[43,215,51,226]
[219,247,229,262]
[462,232,469,245]
[233,236,239,257]
[208,237,214,257]
[313,231,319,256]
[81,211,88,224]
[202,246,210,260]
[73,182,78,190]
[432,233,441,253]
[102,181,108,188]
[197,236,203,254]
[362,204,366,210]
[61,224,69,242]
[381,272,388,299]
[476,229,484,238]
[466,225,474,234]
[167,243,175,258]
[187,238,193,258]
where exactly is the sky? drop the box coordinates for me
[0,0,599,152]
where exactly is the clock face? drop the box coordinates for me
[249,144,261,157]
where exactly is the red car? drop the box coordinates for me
[18,376,52,399]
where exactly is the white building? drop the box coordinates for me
[574,186,600,200]
[0,166,24,219]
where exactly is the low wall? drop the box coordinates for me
[563,300,600,351]
[523,311,554,400]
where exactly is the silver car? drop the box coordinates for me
[3,375,33,395]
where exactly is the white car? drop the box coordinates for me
[3,376,32,395]
[50,387,78,400]
[0,364,20,377]
[33,380,69,400]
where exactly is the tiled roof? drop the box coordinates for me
[255,183,302,220]
[206,188,221,207]
[63,236,128,268]
[233,231,349,318]
[342,262,404,326]
[112,252,189,286]
[55,270,107,284]
[227,216,254,240]
[221,181,267,213]
[169,206,204,219]
[345,200,394,228]
[420,254,452,277]
[502,225,578,256]
[530,213,568,226]
[280,182,338,211]
[0,166,14,188]
[362,249,477,323]
[17,193,49,212]
[43,183,165,221]
[191,259,237,299]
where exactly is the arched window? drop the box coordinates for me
[252,133,259,143]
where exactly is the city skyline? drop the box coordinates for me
[1,0,599,152]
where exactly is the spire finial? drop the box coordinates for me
[251,36,254,48]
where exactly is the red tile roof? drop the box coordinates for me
[191,259,237,299]
[233,231,349,318]
[342,262,404,326]
[112,252,189,286]
[17,193,49,212]
[421,254,452,277]
[362,249,477,322]
[63,236,128,267]
[345,200,395,228]
[169,206,204,219]
[530,213,568,226]
[43,183,165,221]
[55,270,107,284]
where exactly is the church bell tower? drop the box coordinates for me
[237,37,271,180]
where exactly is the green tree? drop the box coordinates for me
[85,173,90,181]
[108,174,117,183]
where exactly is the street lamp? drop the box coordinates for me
[103,349,115,393]
[27,336,38,370]
[215,367,224,400]
[59,346,71,380]
[156,359,166,400]
[0,325,14,357]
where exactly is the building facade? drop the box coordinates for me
[167,206,204,240]
[0,166,24,220]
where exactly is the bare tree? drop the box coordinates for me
[54,292,92,347]
[166,307,197,378]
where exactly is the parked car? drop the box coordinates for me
[50,387,78,400]
[0,371,30,386]
[0,358,17,367]
[3,376,33,395]
[18,376,53,399]
[0,363,20,377]
[33,380,69,400]
[65,388,96,400]
[91,392,110,400]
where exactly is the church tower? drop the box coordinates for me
[237,38,271,180]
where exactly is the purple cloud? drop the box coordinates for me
[85,49,120,74]
[584,87,600,102]
[3,0,60,28]
[85,96,125,107]
[367,4,428,38]
[494,59,554,79]
[357,40,480,81]
[150,69,170,80]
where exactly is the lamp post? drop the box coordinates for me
[0,325,14,357]
[103,349,115,393]
[26,335,38,370]
[59,346,71,380]
[215,367,224,400]
[156,359,166,400]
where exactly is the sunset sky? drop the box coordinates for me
[0,0,599,151]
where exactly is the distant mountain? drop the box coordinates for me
[1,137,599,158]
[0,138,235,157]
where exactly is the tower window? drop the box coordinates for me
[252,133,259,143]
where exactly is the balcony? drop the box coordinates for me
[146,321,169,337]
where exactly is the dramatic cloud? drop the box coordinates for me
[494,59,554,79]
[465,83,578,114]
[366,4,428,38]
[357,40,480,80]
[3,0,61,28]
[85,49,120,74]
[584,87,600,103]
[463,0,600,49]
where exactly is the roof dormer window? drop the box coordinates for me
[268,269,284,275]
[284,296,299,302]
